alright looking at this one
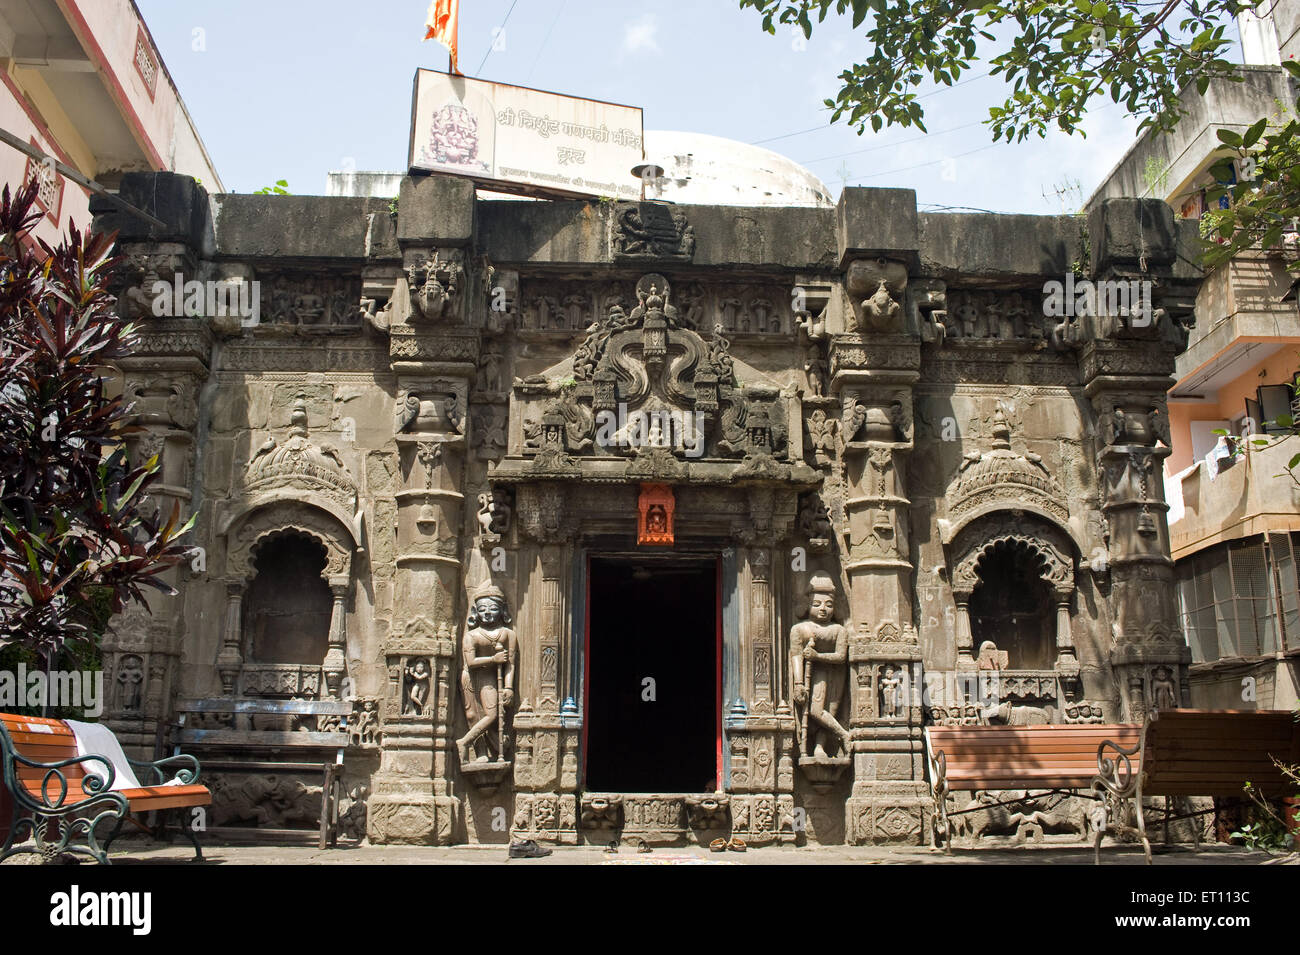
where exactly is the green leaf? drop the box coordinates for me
[1242,118,1267,148]
[1216,128,1243,147]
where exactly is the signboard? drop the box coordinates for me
[409,69,644,200]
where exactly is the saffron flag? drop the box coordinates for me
[424,0,461,74]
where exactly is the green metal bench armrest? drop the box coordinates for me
[3,750,129,816]
[128,753,201,786]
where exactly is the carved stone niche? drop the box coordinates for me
[947,513,1081,700]
[219,501,358,700]
[789,573,852,790]
[845,257,908,334]
[381,616,457,722]
[637,482,675,545]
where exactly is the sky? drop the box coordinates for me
[134,0,1245,214]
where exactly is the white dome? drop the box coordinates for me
[641,130,833,208]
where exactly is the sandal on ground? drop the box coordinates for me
[727,838,748,852]
[709,838,728,852]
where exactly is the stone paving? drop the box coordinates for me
[10,839,1289,866]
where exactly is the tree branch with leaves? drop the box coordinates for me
[739,0,1300,269]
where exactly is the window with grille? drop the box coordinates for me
[22,142,62,225]
[1274,533,1300,651]
[133,26,158,100]
[1176,535,1283,661]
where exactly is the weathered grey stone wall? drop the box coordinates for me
[92,173,1201,847]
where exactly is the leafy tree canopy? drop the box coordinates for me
[739,0,1300,270]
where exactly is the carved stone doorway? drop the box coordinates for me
[583,555,721,793]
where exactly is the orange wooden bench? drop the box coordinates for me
[0,713,210,864]
[1092,708,1300,864]
[925,722,1142,853]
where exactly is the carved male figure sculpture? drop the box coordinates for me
[456,585,518,764]
[115,654,144,714]
[789,574,852,758]
[1151,666,1177,711]
[879,665,903,719]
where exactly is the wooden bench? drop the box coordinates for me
[0,713,210,864]
[1092,708,1300,864]
[173,698,351,850]
[925,722,1142,853]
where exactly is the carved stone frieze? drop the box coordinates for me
[257,270,364,329]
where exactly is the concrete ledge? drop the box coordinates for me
[918,212,1083,283]
[90,171,213,253]
[210,195,394,261]
[398,174,476,244]
[837,187,918,267]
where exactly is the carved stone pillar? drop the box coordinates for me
[829,198,931,842]
[1088,372,1191,718]
[368,177,480,843]
[953,596,975,671]
[1080,196,1199,720]
[217,581,245,695]
[724,491,799,847]
[510,483,581,845]
[103,314,210,756]
[324,577,349,699]
[747,545,774,705]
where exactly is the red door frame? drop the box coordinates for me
[714,555,723,789]
[580,553,724,791]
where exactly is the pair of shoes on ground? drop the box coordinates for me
[709,838,747,852]
[606,838,652,854]
[508,839,552,859]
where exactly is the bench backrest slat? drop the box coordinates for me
[174,698,352,717]
[925,723,1141,789]
[1142,709,1299,797]
[176,729,346,748]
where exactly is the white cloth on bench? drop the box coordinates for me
[67,720,142,791]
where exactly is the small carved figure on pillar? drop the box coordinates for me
[115,654,144,715]
[790,574,852,758]
[404,659,432,716]
[879,665,903,719]
[795,309,828,397]
[456,585,518,765]
[1151,666,1177,711]
[351,698,380,745]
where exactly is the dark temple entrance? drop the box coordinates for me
[584,556,720,793]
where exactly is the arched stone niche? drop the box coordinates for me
[216,501,358,699]
[947,512,1080,693]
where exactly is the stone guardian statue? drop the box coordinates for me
[790,574,853,759]
[456,585,518,765]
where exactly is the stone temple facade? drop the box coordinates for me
[90,170,1203,847]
